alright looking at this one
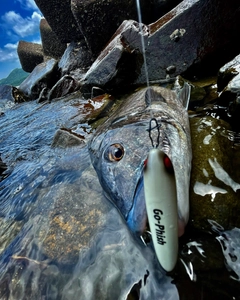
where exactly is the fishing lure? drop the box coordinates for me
[144,148,178,272]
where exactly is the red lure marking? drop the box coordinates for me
[163,155,173,172]
[144,158,148,168]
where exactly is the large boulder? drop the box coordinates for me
[17,41,44,73]
[58,40,93,80]
[151,0,182,20]
[71,0,151,57]
[19,59,59,100]
[81,20,142,95]
[82,0,240,92]
[34,0,82,43]
[40,18,67,59]
[48,75,80,101]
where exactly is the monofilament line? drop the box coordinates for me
[135,0,150,89]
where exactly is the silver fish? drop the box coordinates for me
[89,80,192,240]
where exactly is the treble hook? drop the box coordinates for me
[147,118,161,148]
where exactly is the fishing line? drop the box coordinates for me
[136,0,156,136]
[135,0,150,90]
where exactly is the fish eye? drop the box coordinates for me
[106,143,124,162]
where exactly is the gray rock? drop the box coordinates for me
[40,18,67,59]
[82,0,240,92]
[0,85,28,114]
[216,55,240,131]
[59,41,93,80]
[141,0,240,82]
[81,20,142,95]
[71,0,151,57]
[51,129,85,148]
[151,0,182,21]
[48,75,80,101]
[17,41,44,73]
[19,59,59,100]
[34,0,82,43]
[217,54,240,92]
[0,85,16,102]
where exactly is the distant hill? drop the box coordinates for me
[0,68,29,87]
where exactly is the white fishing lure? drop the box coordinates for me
[144,148,178,272]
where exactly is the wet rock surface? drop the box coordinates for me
[0,85,28,114]
[58,40,93,80]
[189,116,240,232]
[19,58,59,99]
[48,75,80,101]
[81,20,143,95]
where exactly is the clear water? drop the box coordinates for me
[0,94,180,299]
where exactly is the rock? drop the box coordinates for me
[17,41,44,73]
[71,0,151,57]
[189,76,218,107]
[81,20,143,95]
[34,0,82,43]
[0,85,28,114]
[0,85,16,102]
[143,0,240,81]
[82,0,240,92]
[48,75,80,101]
[39,164,111,265]
[51,129,85,148]
[0,157,7,175]
[217,54,240,93]
[151,0,183,21]
[58,41,93,80]
[19,59,60,100]
[189,116,240,232]
[217,54,240,105]
[215,55,240,131]
[40,18,67,59]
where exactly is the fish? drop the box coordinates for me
[89,79,192,269]
[0,85,181,298]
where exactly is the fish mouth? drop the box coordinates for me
[126,172,148,236]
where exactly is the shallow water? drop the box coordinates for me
[0,92,240,299]
[0,94,179,299]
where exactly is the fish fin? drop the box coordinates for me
[145,87,166,107]
[177,82,191,110]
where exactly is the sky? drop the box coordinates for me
[0,0,42,79]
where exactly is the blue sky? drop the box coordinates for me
[0,0,42,79]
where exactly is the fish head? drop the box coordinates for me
[90,120,151,233]
[89,82,192,238]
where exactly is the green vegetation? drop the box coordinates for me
[0,68,29,87]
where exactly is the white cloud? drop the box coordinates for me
[0,43,19,62]
[2,11,42,38]
[17,0,40,11]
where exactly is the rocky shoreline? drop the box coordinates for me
[1,0,240,299]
